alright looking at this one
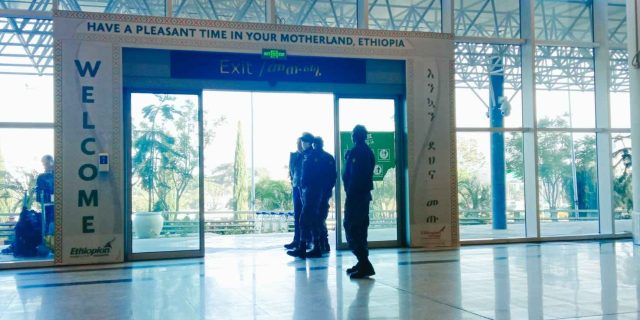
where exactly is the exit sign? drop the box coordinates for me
[262,49,287,60]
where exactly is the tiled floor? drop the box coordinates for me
[1,238,639,319]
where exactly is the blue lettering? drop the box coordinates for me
[82,86,95,103]
[74,60,101,78]
[83,112,95,129]
[81,137,96,155]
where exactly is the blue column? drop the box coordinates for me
[490,55,507,230]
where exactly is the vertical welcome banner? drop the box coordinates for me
[407,56,457,248]
[57,26,124,264]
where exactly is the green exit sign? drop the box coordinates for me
[262,49,287,60]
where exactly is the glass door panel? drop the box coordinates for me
[129,93,203,255]
[337,98,399,246]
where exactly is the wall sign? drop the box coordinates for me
[170,50,367,84]
[340,132,396,181]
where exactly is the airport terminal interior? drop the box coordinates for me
[2,0,640,319]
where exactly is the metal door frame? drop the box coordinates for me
[333,94,407,250]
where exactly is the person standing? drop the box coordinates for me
[288,133,322,259]
[313,136,336,253]
[342,125,376,278]
[36,155,54,236]
[285,137,304,250]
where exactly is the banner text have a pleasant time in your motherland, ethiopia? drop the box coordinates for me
[86,21,407,48]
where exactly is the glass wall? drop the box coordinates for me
[276,0,357,27]
[0,77,54,263]
[173,0,266,22]
[456,43,525,240]
[455,0,633,241]
[454,0,520,38]
[608,0,631,234]
[369,0,442,32]
[0,16,54,264]
[535,46,599,237]
[534,0,593,42]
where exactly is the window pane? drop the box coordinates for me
[455,43,522,128]
[538,132,599,236]
[0,128,54,213]
[535,46,595,129]
[0,0,52,10]
[612,133,632,234]
[458,132,525,240]
[608,0,627,47]
[535,0,593,42]
[0,128,54,263]
[130,93,201,253]
[0,74,53,123]
[173,0,266,23]
[454,0,520,38]
[610,49,630,129]
[339,98,398,243]
[60,0,165,16]
[252,92,334,213]
[276,0,357,27]
[203,91,253,226]
[369,0,442,32]
[0,18,53,76]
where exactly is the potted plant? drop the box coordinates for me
[133,211,164,239]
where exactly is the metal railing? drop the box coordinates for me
[459,209,619,225]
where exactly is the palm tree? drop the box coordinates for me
[132,94,181,212]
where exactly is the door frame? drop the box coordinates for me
[334,94,407,250]
[124,88,205,261]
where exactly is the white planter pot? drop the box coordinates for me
[133,212,164,239]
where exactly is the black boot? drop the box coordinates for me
[287,241,307,259]
[306,240,323,258]
[322,239,330,253]
[350,259,375,279]
[284,241,298,250]
[346,262,360,275]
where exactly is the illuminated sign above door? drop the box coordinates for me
[170,50,367,84]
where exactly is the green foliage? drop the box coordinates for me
[507,118,571,219]
[505,117,599,220]
[132,94,180,212]
[371,169,397,216]
[612,135,632,214]
[231,121,250,218]
[0,168,37,214]
[255,177,292,211]
[132,94,224,218]
[457,137,491,220]
[573,135,597,212]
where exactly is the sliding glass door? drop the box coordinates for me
[126,92,204,260]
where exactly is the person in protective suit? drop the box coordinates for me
[342,125,376,278]
[288,132,323,259]
[313,136,336,253]
[285,137,304,250]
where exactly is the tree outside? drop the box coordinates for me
[231,121,250,220]
[505,117,599,222]
[457,136,491,223]
[131,94,223,222]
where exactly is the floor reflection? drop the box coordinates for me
[1,238,639,320]
[347,279,374,320]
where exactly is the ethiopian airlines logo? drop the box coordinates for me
[69,238,115,258]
